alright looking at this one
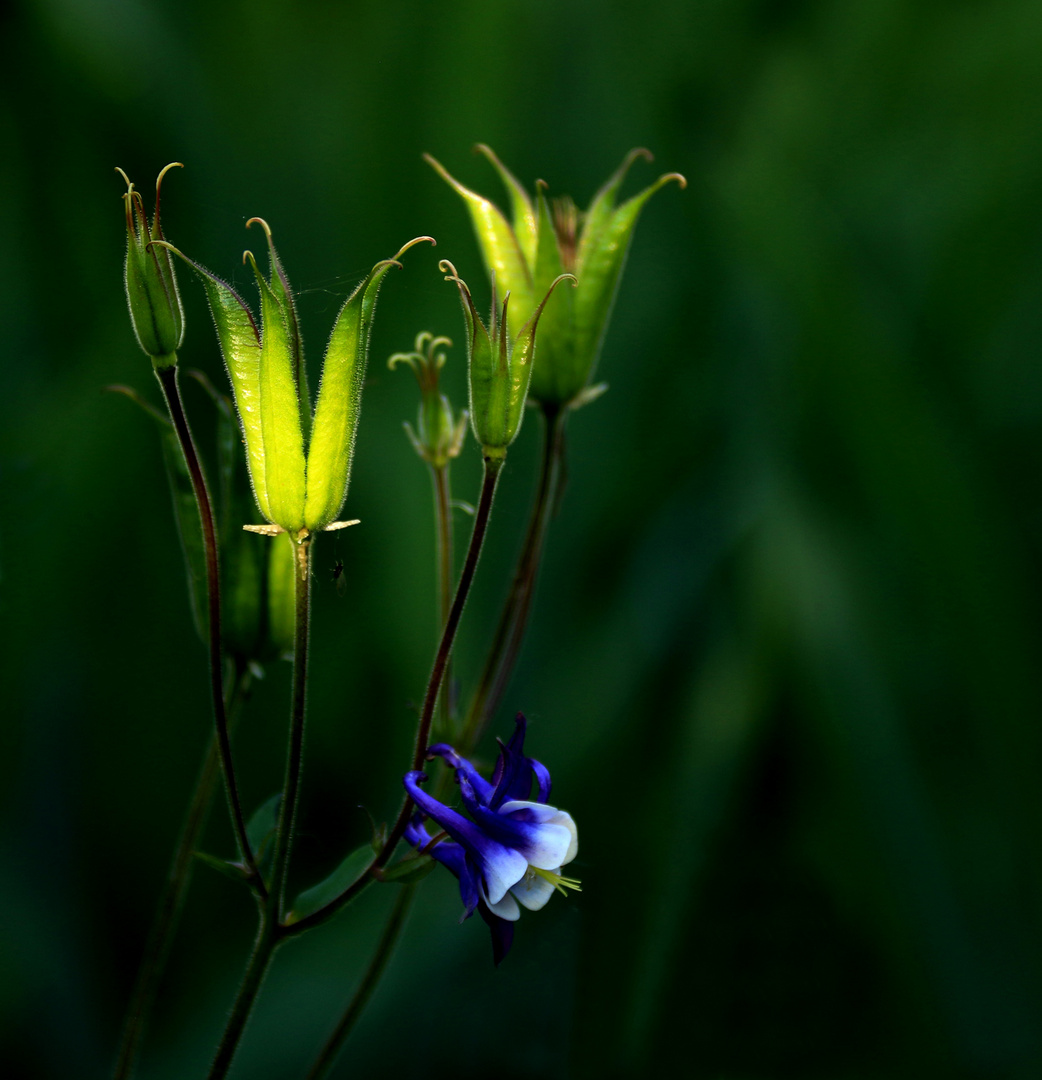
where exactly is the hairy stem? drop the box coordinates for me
[462,407,566,747]
[269,535,312,917]
[285,455,502,936]
[431,463,455,733]
[303,887,416,1080]
[205,535,311,1077]
[113,663,252,1080]
[205,917,280,1080]
[155,364,260,887]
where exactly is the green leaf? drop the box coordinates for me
[246,793,282,884]
[285,843,372,925]
[379,855,435,885]
[193,851,249,883]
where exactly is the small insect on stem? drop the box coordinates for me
[331,559,347,597]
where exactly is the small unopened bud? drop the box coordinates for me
[117,163,185,367]
[388,332,468,469]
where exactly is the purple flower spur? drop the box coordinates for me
[403,714,580,965]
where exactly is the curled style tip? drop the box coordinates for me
[393,235,436,261]
[626,147,655,168]
[438,258,464,284]
[245,216,273,238]
[650,172,688,195]
[155,162,184,191]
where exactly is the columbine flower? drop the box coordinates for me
[403,714,579,965]
[425,145,685,409]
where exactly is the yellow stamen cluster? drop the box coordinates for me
[531,866,582,897]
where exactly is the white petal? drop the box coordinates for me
[498,799,561,821]
[484,889,521,921]
[480,844,529,905]
[552,811,578,865]
[510,869,557,911]
[498,801,577,869]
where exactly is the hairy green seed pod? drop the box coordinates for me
[117,163,185,366]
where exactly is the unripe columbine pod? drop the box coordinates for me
[160,223,432,536]
[117,164,186,368]
[439,259,573,458]
[426,147,685,409]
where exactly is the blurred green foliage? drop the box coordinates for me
[3,0,1042,1077]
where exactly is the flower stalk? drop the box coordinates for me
[283,454,503,936]
[463,404,567,744]
[155,364,261,889]
[204,535,311,1078]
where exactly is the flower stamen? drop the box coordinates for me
[530,866,582,897]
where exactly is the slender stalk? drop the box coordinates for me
[431,463,455,733]
[285,455,503,936]
[462,407,567,747]
[113,664,251,1080]
[204,534,311,1079]
[268,535,313,918]
[206,916,280,1080]
[304,887,416,1080]
[154,364,260,886]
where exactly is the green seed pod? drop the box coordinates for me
[440,260,573,457]
[304,236,433,531]
[117,164,186,367]
[426,147,685,409]
[160,228,432,535]
[266,531,297,659]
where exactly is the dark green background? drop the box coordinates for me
[3,0,1042,1076]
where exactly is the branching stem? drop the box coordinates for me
[285,455,502,936]
[205,534,312,1078]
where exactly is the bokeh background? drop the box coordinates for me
[4,0,1042,1076]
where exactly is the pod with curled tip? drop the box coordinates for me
[426,146,685,409]
[117,163,185,366]
[160,228,433,535]
[304,235,435,531]
[440,259,574,457]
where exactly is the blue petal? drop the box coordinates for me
[477,902,515,967]
[489,713,553,808]
[404,771,527,903]
[529,756,552,803]
[457,853,481,918]
[428,743,495,805]
[458,774,573,870]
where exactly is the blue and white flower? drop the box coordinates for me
[403,714,579,964]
